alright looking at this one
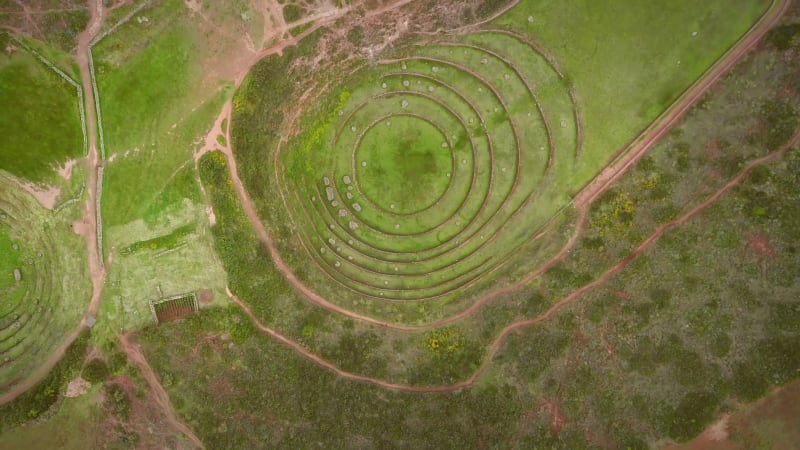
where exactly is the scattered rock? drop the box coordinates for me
[353,203,362,212]
[401,100,409,108]
[323,176,331,186]
[528,15,534,23]
[338,209,348,217]
[13,268,21,282]
[349,221,358,230]
[12,243,18,251]
[402,80,409,87]
[325,187,334,201]
[343,175,351,184]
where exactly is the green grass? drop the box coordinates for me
[93,0,227,229]
[0,384,101,450]
[0,226,22,292]
[118,223,195,256]
[95,24,195,153]
[0,329,90,432]
[0,50,82,183]
[356,116,453,213]
[495,0,771,182]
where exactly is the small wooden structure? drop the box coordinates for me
[149,292,199,324]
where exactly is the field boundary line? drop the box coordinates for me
[11,37,88,156]
[86,0,147,161]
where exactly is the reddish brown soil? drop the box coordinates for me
[197,289,214,304]
[664,380,800,450]
[117,333,204,449]
[538,396,567,435]
[745,232,776,258]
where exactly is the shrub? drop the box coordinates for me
[82,358,110,383]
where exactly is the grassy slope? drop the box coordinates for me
[91,0,230,335]
[94,0,228,229]
[357,116,452,213]
[0,50,82,183]
[494,0,771,183]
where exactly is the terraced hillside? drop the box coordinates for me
[0,176,89,397]
[281,31,579,301]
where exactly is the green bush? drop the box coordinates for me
[0,330,90,431]
[766,23,800,50]
[82,358,110,383]
[104,383,131,422]
[283,4,303,22]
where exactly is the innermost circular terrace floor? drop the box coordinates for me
[355,115,454,215]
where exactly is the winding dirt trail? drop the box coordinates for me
[231,129,800,393]
[117,333,204,449]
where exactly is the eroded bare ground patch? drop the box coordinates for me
[665,380,800,450]
[92,374,197,449]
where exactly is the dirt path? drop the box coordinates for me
[231,128,800,392]
[0,0,108,406]
[117,333,204,449]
